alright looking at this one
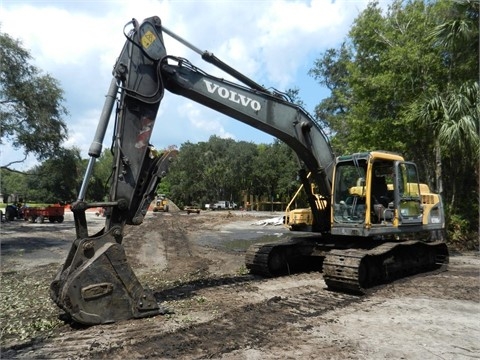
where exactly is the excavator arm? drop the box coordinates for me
[50,17,176,325]
[50,15,335,325]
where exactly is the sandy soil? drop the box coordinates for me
[1,209,479,359]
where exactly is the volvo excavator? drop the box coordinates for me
[50,16,449,325]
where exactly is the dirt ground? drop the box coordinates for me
[1,208,479,359]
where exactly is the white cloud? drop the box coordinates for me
[62,108,113,153]
[0,0,369,170]
[180,102,235,140]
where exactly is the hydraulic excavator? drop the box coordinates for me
[50,16,449,325]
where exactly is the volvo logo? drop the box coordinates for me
[203,80,262,111]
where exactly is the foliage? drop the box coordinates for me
[408,0,479,237]
[165,136,300,208]
[0,168,29,202]
[309,0,479,242]
[0,136,299,210]
[25,147,82,203]
[0,30,68,167]
[251,140,299,202]
[447,213,479,251]
[86,149,114,201]
[309,44,353,148]
[285,87,306,109]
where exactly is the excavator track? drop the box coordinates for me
[245,239,317,277]
[323,240,449,293]
[246,239,449,294]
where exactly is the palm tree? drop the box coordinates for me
[415,81,479,206]
[409,0,478,218]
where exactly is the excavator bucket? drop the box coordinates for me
[50,149,177,325]
[50,228,162,325]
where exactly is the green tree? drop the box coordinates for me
[0,29,68,168]
[309,44,352,153]
[408,0,479,241]
[310,1,450,163]
[167,140,210,207]
[413,81,479,198]
[27,148,82,203]
[166,137,259,207]
[309,0,479,242]
[285,88,306,109]
[251,140,299,206]
[224,140,258,204]
[164,136,301,209]
[0,168,29,202]
[86,149,114,201]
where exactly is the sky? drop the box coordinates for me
[0,0,371,170]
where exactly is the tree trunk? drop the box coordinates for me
[477,158,480,237]
[435,138,443,196]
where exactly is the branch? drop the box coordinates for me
[0,166,36,175]
[0,99,19,104]
[0,155,37,174]
[374,29,395,47]
[1,156,50,176]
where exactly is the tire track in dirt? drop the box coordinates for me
[4,272,359,359]
[159,213,213,280]
[163,215,194,258]
[90,274,359,359]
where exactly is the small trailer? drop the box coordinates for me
[23,205,65,223]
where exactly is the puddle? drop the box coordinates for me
[222,233,291,252]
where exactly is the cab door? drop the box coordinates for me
[394,161,423,225]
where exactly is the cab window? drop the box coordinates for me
[333,161,366,223]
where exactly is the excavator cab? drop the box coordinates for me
[331,151,429,237]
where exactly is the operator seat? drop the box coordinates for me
[372,175,389,207]
[371,175,390,223]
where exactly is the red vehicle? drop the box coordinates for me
[23,205,65,223]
